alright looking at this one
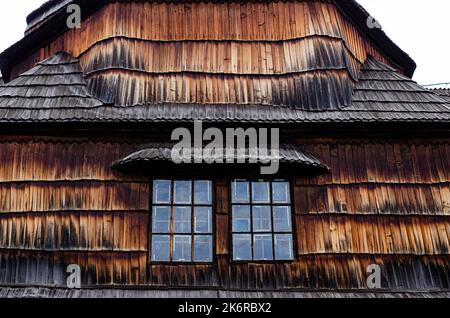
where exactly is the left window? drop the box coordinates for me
[151,180,213,263]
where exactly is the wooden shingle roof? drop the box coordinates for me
[0,0,448,125]
[112,143,330,171]
[0,52,447,124]
[345,57,450,113]
[1,0,419,113]
[0,52,103,121]
[429,88,450,103]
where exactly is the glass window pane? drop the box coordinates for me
[194,181,212,204]
[194,235,213,262]
[232,180,250,203]
[273,206,292,232]
[232,205,251,232]
[194,207,212,233]
[274,234,294,260]
[272,182,290,204]
[174,181,192,204]
[233,234,252,261]
[173,235,192,262]
[153,180,171,204]
[173,207,191,233]
[252,206,272,232]
[253,234,274,261]
[252,182,270,203]
[151,235,171,261]
[152,206,171,233]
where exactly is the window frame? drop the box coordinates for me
[229,178,296,264]
[149,179,216,265]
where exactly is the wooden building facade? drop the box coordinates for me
[0,0,449,297]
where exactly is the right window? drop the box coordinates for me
[231,179,294,261]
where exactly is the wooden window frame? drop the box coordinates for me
[149,179,215,265]
[229,178,296,264]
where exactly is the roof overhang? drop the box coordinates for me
[112,143,330,177]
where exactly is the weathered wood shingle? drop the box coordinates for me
[0,49,448,123]
[346,57,450,113]
[0,52,103,113]
[2,286,450,298]
[430,88,450,103]
[111,143,330,171]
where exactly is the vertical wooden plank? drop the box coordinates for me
[216,214,229,255]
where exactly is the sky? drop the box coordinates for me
[0,0,449,86]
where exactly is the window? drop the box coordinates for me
[151,180,213,263]
[231,179,294,261]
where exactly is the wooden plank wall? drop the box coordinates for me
[148,140,450,290]
[0,138,150,286]
[10,1,401,109]
[0,137,449,290]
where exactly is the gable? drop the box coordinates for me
[3,1,416,81]
[0,0,418,112]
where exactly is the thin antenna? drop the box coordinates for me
[422,82,450,89]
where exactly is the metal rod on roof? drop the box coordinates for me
[422,82,450,87]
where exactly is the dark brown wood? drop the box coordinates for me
[5,1,407,109]
[0,0,448,294]
[0,136,447,290]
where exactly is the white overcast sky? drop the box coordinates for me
[0,0,449,86]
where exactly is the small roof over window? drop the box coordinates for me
[112,143,329,176]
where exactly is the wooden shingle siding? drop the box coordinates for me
[149,255,450,290]
[0,212,148,252]
[298,141,450,185]
[86,69,353,108]
[0,140,146,182]
[0,0,448,294]
[9,1,398,109]
[295,215,450,255]
[0,137,448,290]
[0,182,148,213]
[1,251,449,290]
[294,184,449,215]
[79,37,354,77]
[0,251,147,286]
[294,140,450,217]
[0,139,150,287]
